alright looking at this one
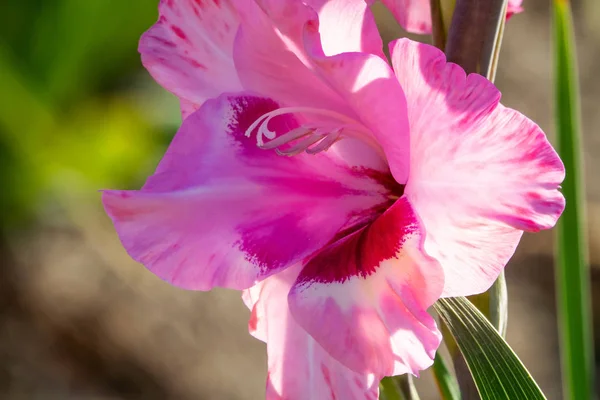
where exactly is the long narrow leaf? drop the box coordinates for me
[434,297,546,399]
[432,352,461,400]
[552,1,594,399]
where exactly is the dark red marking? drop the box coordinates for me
[248,306,258,332]
[192,4,201,17]
[186,58,207,70]
[149,35,176,48]
[171,25,191,44]
[354,167,405,198]
[320,363,337,400]
[297,198,418,284]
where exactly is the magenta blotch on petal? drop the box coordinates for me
[288,197,444,377]
[103,93,394,291]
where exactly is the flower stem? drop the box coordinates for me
[444,0,507,76]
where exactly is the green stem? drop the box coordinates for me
[429,0,457,51]
[552,1,594,399]
[444,0,507,76]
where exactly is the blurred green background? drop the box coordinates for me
[1,0,599,399]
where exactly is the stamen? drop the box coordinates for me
[245,106,382,157]
[259,127,314,150]
[276,132,327,156]
[306,128,341,154]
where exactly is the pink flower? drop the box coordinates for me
[375,0,524,34]
[102,1,563,398]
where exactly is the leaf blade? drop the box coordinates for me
[434,297,546,400]
[432,352,461,400]
[552,1,594,399]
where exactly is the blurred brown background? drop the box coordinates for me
[1,0,599,399]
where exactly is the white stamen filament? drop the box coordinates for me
[275,132,326,156]
[244,107,381,157]
[306,128,341,154]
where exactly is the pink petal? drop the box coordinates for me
[507,0,524,20]
[302,25,411,184]
[179,98,200,120]
[257,0,384,57]
[374,0,432,34]
[244,266,380,400]
[390,39,565,297]
[234,1,409,182]
[233,2,353,116]
[103,93,393,291]
[234,0,385,116]
[288,197,444,377]
[139,0,243,115]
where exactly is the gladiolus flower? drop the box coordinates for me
[102,1,563,399]
[375,0,524,35]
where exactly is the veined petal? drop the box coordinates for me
[289,197,443,377]
[244,266,379,400]
[103,93,391,291]
[390,39,565,297]
[139,0,243,117]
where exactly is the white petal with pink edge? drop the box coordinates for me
[390,38,565,297]
[244,266,379,400]
[288,197,444,377]
[103,93,392,291]
[139,0,243,117]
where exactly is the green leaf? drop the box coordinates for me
[552,1,594,399]
[432,352,461,400]
[467,272,507,337]
[434,297,546,400]
[380,377,402,400]
[380,375,420,400]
